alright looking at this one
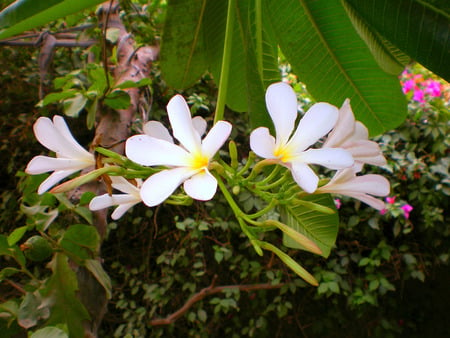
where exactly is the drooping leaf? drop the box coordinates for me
[40,253,90,337]
[85,259,112,299]
[63,93,87,117]
[265,0,407,136]
[280,193,339,258]
[0,0,106,40]
[257,240,318,286]
[160,0,208,89]
[345,0,450,82]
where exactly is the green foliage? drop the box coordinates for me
[0,0,105,39]
[345,0,450,82]
[266,0,407,135]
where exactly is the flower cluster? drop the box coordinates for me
[400,69,443,103]
[381,195,414,219]
[26,82,389,219]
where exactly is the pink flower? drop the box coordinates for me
[425,80,442,97]
[380,209,387,215]
[413,89,425,103]
[385,196,396,204]
[402,79,415,94]
[400,204,413,219]
[334,198,342,209]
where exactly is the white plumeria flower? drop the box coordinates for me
[89,176,142,220]
[250,82,354,193]
[323,99,386,172]
[25,115,95,194]
[316,168,390,210]
[125,95,232,207]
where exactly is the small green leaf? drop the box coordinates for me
[79,191,96,205]
[37,90,77,107]
[104,90,131,110]
[60,224,99,261]
[7,226,28,246]
[74,206,93,225]
[197,309,207,322]
[115,78,152,89]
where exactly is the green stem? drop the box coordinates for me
[237,152,256,176]
[244,158,278,182]
[214,0,235,124]
[215,174,263,255]
[255,164,281,185]
[246,198,278,219]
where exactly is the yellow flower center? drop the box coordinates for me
[190,152,209,170]
[274,145,294,163]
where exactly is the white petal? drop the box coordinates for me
[167,95,202,153]
[337,174,390,196]
[110,176,141,196]
[298,148,354,170]
[289,103,339,151]
[26,156,92,174]
[265,82,298,145]
[37,170,77,194]
[34,116,91,160]
[290,162,319,193]
[140,167,195,206]
[349,121,369,141]
[192,116,207,137]
[249,127,277,159]
[183,170,217,201]
[111,203,138,220]
[143,121,174,143]
[125,135,190,166]
[201,121,232,158]
[52,116,92,157]
[341,192,386,210]
[89,194,114,210]
[323,99,355,147]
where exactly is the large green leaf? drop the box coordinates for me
[265,0,407,136]
[203,0,278,126]
[345,0,450,82]
[40,253,90,337]
[280,194,339,258]
[0,0,105,40]
[159,0,208,89]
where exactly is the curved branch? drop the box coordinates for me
[150,277,285,326]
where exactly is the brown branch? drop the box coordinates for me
[150,277,285,326]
